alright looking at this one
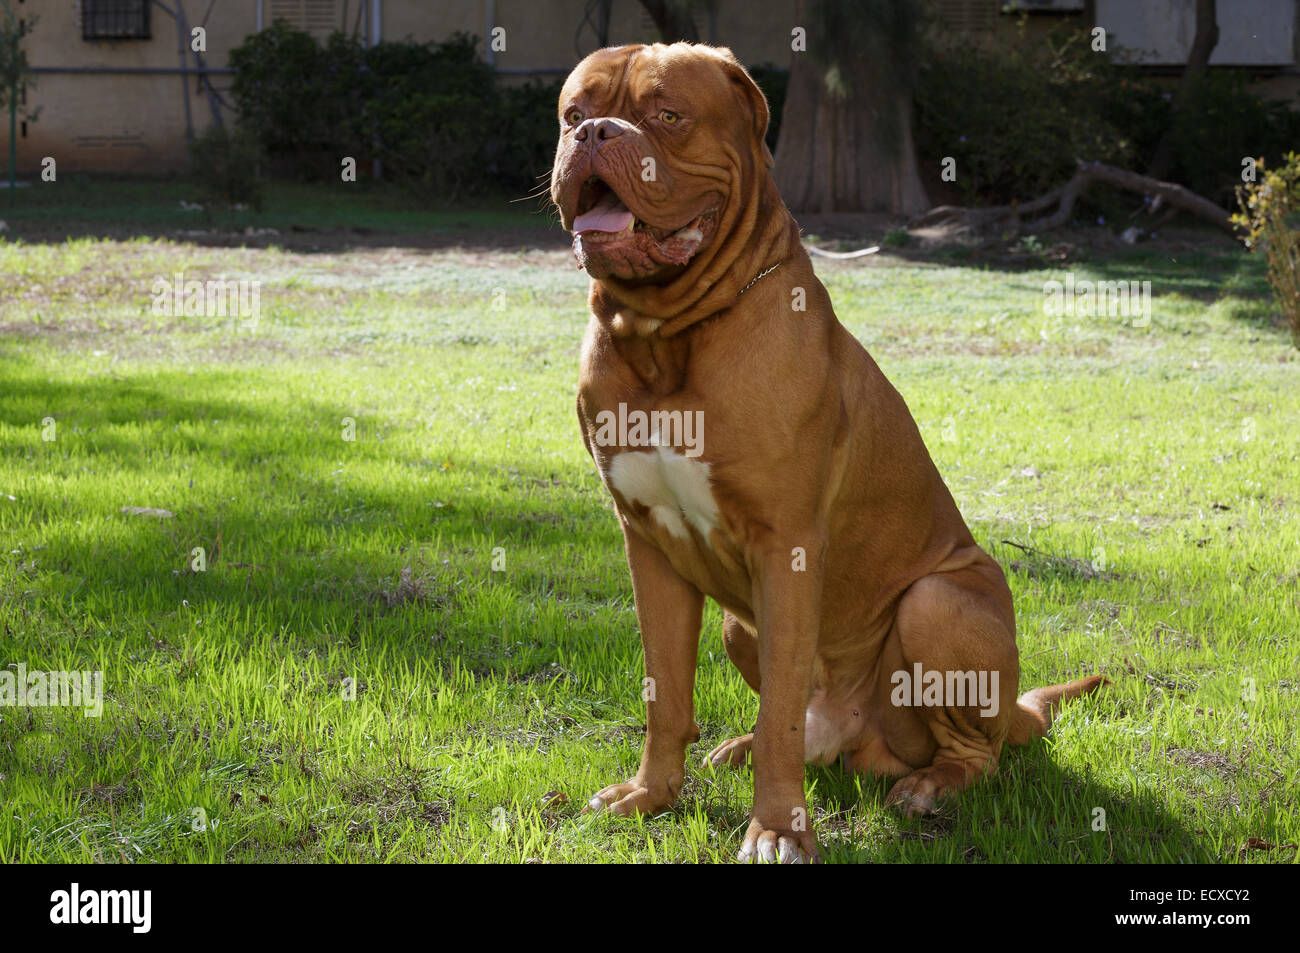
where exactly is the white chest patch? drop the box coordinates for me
[606,447,721,541]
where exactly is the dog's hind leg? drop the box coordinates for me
[723,612,761,692]
[883,564,1020,817]
[704,613,759,767]
[706,614,851,771]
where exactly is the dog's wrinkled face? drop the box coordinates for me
[551,43,770,282]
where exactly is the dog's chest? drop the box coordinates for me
[603,445,721,542]
[580,324,748,594]
[596,439,750,613]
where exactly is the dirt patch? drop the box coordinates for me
[338,774,452,830]
[1000,539,1114,582]
[1167,747,1238,778]
[76,775,141,806]
[371,566,446,610]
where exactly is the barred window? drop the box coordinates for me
[81,0,151,41]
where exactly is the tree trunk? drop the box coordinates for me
[1147,0,1218,180]
[636,0,700,43]
[772,2,929,216]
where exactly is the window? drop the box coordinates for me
[81,0,151,41]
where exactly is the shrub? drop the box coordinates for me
[229,25,560,199]
[188,124,264,214]
[914,25,1300,211]
[362,33,500,198]
[1167,72,1300,206]
[1234,153,1300,347]
[915,28,1149,205]
[0,12,40,123]
[228,21,337,180]
[883,226,910,247]
[493,78,566,193]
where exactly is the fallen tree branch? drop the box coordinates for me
[911,160,1239,239]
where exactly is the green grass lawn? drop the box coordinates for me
[1,194,1297,863]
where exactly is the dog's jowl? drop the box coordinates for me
[550,42,1104,864]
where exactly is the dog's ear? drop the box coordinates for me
[709,47,775,169]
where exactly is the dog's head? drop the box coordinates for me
[550,43,773,283]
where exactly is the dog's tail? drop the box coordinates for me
[1008,675,1108,745]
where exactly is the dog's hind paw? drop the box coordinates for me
[583,779,677,817]
[885,760,984,817]
[703,732,753,768]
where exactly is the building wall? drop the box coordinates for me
[5,0,1298,176]
[7,0,809,174]
[17,0,260,173]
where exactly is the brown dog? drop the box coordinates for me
[550,42,1104,863]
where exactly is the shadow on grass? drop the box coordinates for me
[809,743,1205,863]
[673,739,1199,863]
[2,369,620,670]
[980,245,1289,339]
[0,178,566,254]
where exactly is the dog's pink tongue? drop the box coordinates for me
[573,191,634,234]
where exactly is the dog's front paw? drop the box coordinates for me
[584,778,677,817]
[737,815,822,864]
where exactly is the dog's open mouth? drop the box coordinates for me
[570,176,716,277]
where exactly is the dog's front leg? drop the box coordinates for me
[587,519,704,817]
[739,535,825,864]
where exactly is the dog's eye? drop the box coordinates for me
[566,108,584,125]
[659,110,680,124]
